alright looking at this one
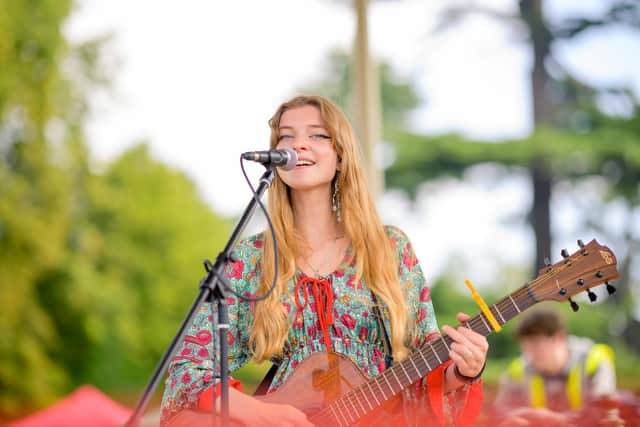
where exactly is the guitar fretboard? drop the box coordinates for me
[311,283,539,427]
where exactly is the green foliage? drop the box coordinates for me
[0,139,231,418]
[386,126,640,202]
[0,0,232,418]
[80,145,230,389]
[1,142,231,418]
[0,0,72,124]
[0,0,78,415]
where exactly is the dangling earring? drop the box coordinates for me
[332,173,342,223]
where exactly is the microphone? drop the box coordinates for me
[241,148,298,171]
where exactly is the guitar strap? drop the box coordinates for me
[254,363,278,396]
[371,292,394,368]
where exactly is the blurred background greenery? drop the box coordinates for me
[1,0,640,423]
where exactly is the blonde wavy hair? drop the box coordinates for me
[249,95,411,362]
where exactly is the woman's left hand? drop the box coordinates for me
[442,312,489,378]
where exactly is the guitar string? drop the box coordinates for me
[313,276,612,424]
[316,282,585,420]
[314,301,580,425]
[312,301,507,421]
[313,280,601,425]
[313,293,557,424]
[311,251,613,423]
[320,296,612,424]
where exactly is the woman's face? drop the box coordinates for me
[275,105,339,192]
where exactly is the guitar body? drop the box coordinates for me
[257,351,404,427]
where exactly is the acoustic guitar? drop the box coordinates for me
[173,239,621,427]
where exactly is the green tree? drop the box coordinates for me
[0,0,86,413]
[382,1,640,347]
[436,0,640,274]
[0,0,232,418]
[81,144,230,389]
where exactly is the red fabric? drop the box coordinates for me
[427,362,448,427]
[426,361,483,427]
[197,379,244,411]
[455,380,483,427]
[6,385,131,427]
[294,276,334,348]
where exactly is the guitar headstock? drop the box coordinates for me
[530,239,620,305]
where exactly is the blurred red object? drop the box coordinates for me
[6,385,131,427]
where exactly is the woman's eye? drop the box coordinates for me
[277,135,293,141]
[311,134,331,140]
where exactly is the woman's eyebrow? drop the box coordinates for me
[278,125,327,131]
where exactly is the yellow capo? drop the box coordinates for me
[465,279,502,333]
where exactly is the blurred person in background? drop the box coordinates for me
[493,308,622,427]
[159,95,487,426]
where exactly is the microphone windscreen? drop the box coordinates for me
[278,148,298,171]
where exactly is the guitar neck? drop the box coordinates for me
[314,283,537,425]
[407,282,537,380]
[311,239,620,426]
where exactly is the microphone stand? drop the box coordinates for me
[125,166,276,427]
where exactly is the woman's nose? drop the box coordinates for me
[292,136,309,151]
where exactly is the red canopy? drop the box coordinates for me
[7,385,132,427]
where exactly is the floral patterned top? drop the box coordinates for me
[160,225,441,424]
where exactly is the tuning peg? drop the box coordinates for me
[544,257,551,266]
[569,298,579,312]
[561,249,570,258]
[578,240,589,255]
[587,289,597,302]
[605,282,616,295]
[577,278,585,286]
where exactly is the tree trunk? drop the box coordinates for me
[520,0,554,271]
[351,0,384,199]
[531,160,552,269]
